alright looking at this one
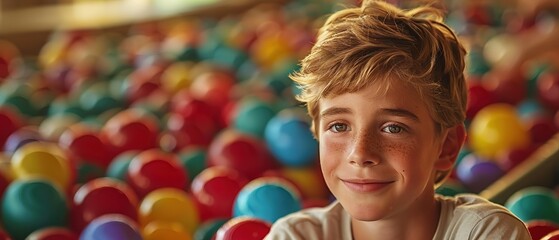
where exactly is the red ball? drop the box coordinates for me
[466,81,497,119]
[527,220,559,240]
[101,109,160,154]
[127,149,188,198]
[215,217,271,240]
[496,144,539,172]
[59,123,113,168]
[538,71,559,111]
[26,227,78,240]
[125,64,165,104]
[0,106,23,150]
[191,166,249,221]
[71,178,139,233]
[527,115,558,145]
[208,129,277,179]
[189,70,236,113]
[482,71,526,105]
[171,89,222,136]
[164,112,215,150]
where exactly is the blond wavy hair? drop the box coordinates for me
[291,0,467,186]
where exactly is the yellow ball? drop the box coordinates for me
[139,188,199,235]
[469,103,530,160]
[10,141,72,190]
[142,221,192,240]
[160,61,195,94]
[280,167,328,200]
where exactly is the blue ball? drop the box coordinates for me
[234,178,302,223]
[80,214,142,240]
[505,187,559,224]
[264,108,318,167]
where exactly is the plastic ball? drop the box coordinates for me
[505,187,559,224]
[215,217,271,240]
[10,141,72,190]
[233,177,301,223]
[142,221,192,240]
[106,150,138,181]
[527,115,558,145]
[193,219,228,240]
[264,108,318,167]
[80,214,142,240]
[496,144,538,172]
[139,188,199,235]
[100,109,160,154]
[178,147,207,182]
[468,103,530,159]
[0,39,21,81]
[59,123,112,168]
[264,166,328,200]
[207,129,277,179]
[189,70,236,113]
[38,114,80,141]
[127,149,188,198]
[455,153,505,193]
[71,178,139,232]
[537,71,559,111]
[191,166,249,221]
[0,106,23,150]
[233,98,278,138]
[526,220,559,240]
[483,33,518,66]
[160,61,195,94]
[436,179,469,197]
[4,127,43,155]
[26,227,78,240]
[164,113,214,149]
[2,179,68,240]
[170,89,221,137]
[466,81,496,120]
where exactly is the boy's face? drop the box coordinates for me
[317,78,454,221]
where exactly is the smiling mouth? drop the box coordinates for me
[341,179,394,192]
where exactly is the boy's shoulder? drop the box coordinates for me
[434,194,531,240]
[264,201,352,240]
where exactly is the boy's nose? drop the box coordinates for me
[348,132,381,167]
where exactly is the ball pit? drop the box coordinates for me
[0,0,559,239]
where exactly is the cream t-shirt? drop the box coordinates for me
[264,194,531,240]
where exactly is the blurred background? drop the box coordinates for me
[1,0,559,240]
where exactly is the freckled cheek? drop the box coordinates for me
[319,139,346,169]
[382,142,420,178]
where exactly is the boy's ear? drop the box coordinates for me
[435,124,466,171]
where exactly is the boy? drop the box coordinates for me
[265,0,531,239]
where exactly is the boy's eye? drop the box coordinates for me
[382,124,403,134]
[329,123,349,133]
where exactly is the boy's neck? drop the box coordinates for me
[350,191,441,240]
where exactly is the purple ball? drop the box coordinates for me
[4,127,42,154]
[80,214,142,240]
[456,153,505,193]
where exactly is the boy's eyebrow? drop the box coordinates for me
[319,107,420,122]
[320,107,352,118]
[380,108,420,122]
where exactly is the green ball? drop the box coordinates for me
[194,218,228,240]
[436,179,469,197]
[233,98,277,138]
[2,179,68,240]
[505,187,559,224]
[178,148,207,182]
[106,151,138,181]
[466,48,491,77]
